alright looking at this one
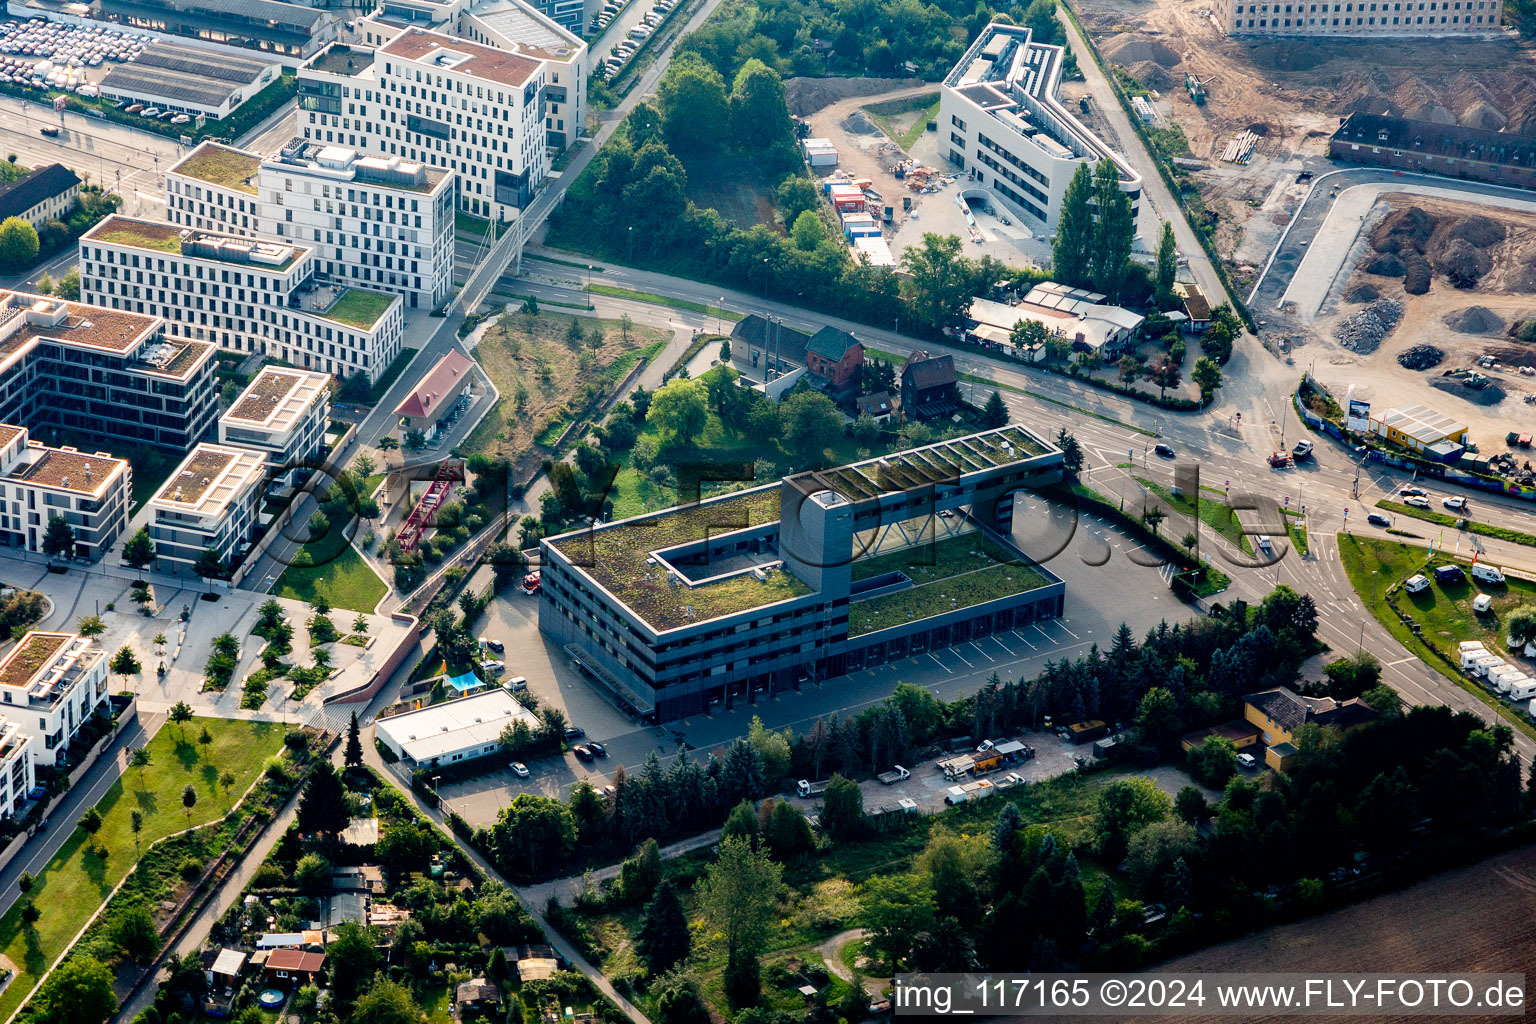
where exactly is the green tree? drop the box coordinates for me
[79,806,103,835]
[1155,222,1178,296]
[57,268,81,300]
[1094,776,1171,861]
[76,613,105,636]
[1051,164,1094,287]
[696,836,783,993]
[130,809,144,853]
[659,54,728,156]
[779,391,842,468]
[41,513,74,558]
[488,794,576,876]
[345,711,364,767]
[861,872,936,969]
[351,977,426,1024]
[1090,159,1135,299]
[1147,358,1182,400]
[327,922,383,1008]
[638,880,691,974]
[1187,735,1239,787]
[777,175,821,225]
[647,377,709,444]
[655,973,711,1024]
[111,904,161,962]
[764,799,813,858]
[747,715,792,784]
[981,389,1008,428]
[1174,785,1208,825]
[170,701,193,734]
[110,645,141,688]
[194,546,227,582]
[0,216,39,269]
[901,232,972,332]
[1054,428,1085,476]
[35,954,115,1024]
[1361,683,1403,720]
[1191,355,1222,398]
[295,852,332,892]
[821,774,863,840]
[1134,687,1181,753]
[1324,650,1382,699]
[181,783,197,822]
[298,760,351,838]
[1124,818,1198,895]
[729,59,793,151]
[121,527,156,573]
[790,209,827,251]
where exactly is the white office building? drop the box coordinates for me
[375,687,540,767]
[165,140,456,311]
[0,632,110,766]
[939,23,1141,232]
[147,442,268,576]
[79,216,405,384]
[0,424,132,560]
[218,368,332,480]
[296,24,553,224]
[0,715,34,818]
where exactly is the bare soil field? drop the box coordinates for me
[683,155,781,230]
[1310,194,1536,445]
[1144,843,1536,1024]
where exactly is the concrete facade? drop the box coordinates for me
[0,632,110,766]
[147,442,267,575]
[0,424,132,560]
[1212,0,1500,34]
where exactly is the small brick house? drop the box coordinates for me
[803,327,864,399]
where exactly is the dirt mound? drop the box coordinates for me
[1398,345,1445,370]
[1507,264,1536,293]
[784,76,924,116]
[840,110,882,136]
[1128,61,1175,92]
[1463,99,1509,132]
[1433,214,1507,250]
[1403,254,1433,294]
[1347,283,1381,303]
[1366,253,1406,277]
[1434,238,1493,289]
[1246,40,1330,72]
[1413,102,1457,125]
[1443,306,1506,334]
[1430,376,1505,405]
[1335,297,1404,353]
[1370,206,1438,254]
[1104,34,1180,68]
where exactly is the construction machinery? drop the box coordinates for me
[1186,72,1216,105]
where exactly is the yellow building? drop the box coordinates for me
[1369,403,1467,455]
[1242,687,1379,770]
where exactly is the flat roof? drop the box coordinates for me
[0,632,71,688]
[86,217,308,271]
[376,688,539,763]
[380,28,541,88]
[152,442,267,517]
[169,142,261,195]
[1379,403,1466,445]
[223,368,330,432]
[306,43,376,77]
[465,0,583,60]
[10,444,127,497]
[0,290,161,358]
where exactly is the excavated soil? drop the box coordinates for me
[1443,306,1507,335]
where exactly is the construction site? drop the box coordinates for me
[1076,0,1536,279]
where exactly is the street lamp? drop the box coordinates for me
[432,775,443,811]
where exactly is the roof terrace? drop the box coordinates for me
[0,632,101,705]
[153,443,268,517]
[170,142,261,195]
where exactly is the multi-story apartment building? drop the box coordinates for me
[0,290,218,453]
[165,140,456,311]
[939,24,1141,232]
[1211,0,1500,33]
[296,26,553,223]
[218,367,332,481]
[147,442,268,576]
[79,217,405,384]
[540,425,1067,721]
[0,631,110,766]
[0,424,131,560]
[0,715,34,818]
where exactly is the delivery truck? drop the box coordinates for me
[877,765,911,785]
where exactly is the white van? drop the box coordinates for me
[1405,574,1430,594]
[1472,564,1506,584]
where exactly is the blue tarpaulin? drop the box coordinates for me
[445,671,481,692]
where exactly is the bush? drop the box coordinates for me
[284,730,309,752]
[179,857,205,882]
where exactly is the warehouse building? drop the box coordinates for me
[374,687,540,766]
[97,40,283,121]
[0,289,219,454]
[540,424,1067,721]
[0,164,80,230]
[147,441,267,575]
[166,139,455,310]
[0,631,110,766]
[218,367,331,480]
[1212,0,1500,34]
[79,216,405,383]
[92,0,340,58]
[0,423,132,560]
[1329,113,1536,189]
[939,23,1141,232]
[1370,402,1468,457]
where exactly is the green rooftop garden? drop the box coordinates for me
[826,425,1052,498]
[92,218,182,254]
[175,144,259,194]
[321,288,395,330]
[848,531,1052,637]
[552,487,810,630]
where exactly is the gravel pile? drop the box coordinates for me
[1335,297,1404,353]
[1347,282,1381,303]
[1431,377,1506,405]
[1397,345,1444,370]
[1442,306,1505,334]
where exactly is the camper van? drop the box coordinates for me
[1472,564,1506,584]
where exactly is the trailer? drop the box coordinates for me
[877,765,911,785]
[1489,665,1529,694]
[944,779,996,805]
[796,779,830,798]
[1462,652,1503,676]
[970,751,1004,774]
[1507,678,1536,701]
[937,755,973,779]
[1459,640,1489,655]
[1065,720,1108,745]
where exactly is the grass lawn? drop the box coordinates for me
[1336,534,1536,738]
[863,93,940,150]
[0,718,285,1020]
[273,542,386,614]
[1136,477,1254,554]
[324,289,395,330]
[463,310,671,460]
[1376,499,1536,548]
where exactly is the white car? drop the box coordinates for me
[1236,752,1257,769]
[1403,495,1431,509]
[480,659,505,674]
[511,761,530,778]
[1442,496,1468,513]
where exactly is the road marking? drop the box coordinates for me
[1033,623,1059,645]
[1386,656,1417,667]
[1056,620,1082,640]
[1012,629,1038,651]
[927,652,954,673]
[951,647,975,668]
[970,641,995,662]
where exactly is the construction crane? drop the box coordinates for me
[1185,72,1217,105]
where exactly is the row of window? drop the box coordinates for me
[1236,12,1487,21]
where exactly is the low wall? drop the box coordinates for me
[323,616,421,706]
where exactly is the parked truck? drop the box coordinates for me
[796,779,830,798]
[937,754,974,779]
[944,779,996,805]
[877,765,911,785]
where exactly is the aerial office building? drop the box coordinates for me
[166,139,455,310]
[939,23,1141,231]
[147,442,268,575]
[79,217,405,383]
[218,367,332,482]
[540,425,1066,721]
[1211,0,1499,33]
[0,424,132,560]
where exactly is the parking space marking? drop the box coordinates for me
[991,634,1017,656]
[951,647,975,668]
[1012,629,1038,651]
[927,652,954,673]
[1056,620,1082,640]
[970,641,995,662]
[1033,623,1060,645]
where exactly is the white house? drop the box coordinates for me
[0,424,132,561]
[375,687,539,767]
[0,632,110,766]
[147,443,268,576]
[218,368,333,482]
